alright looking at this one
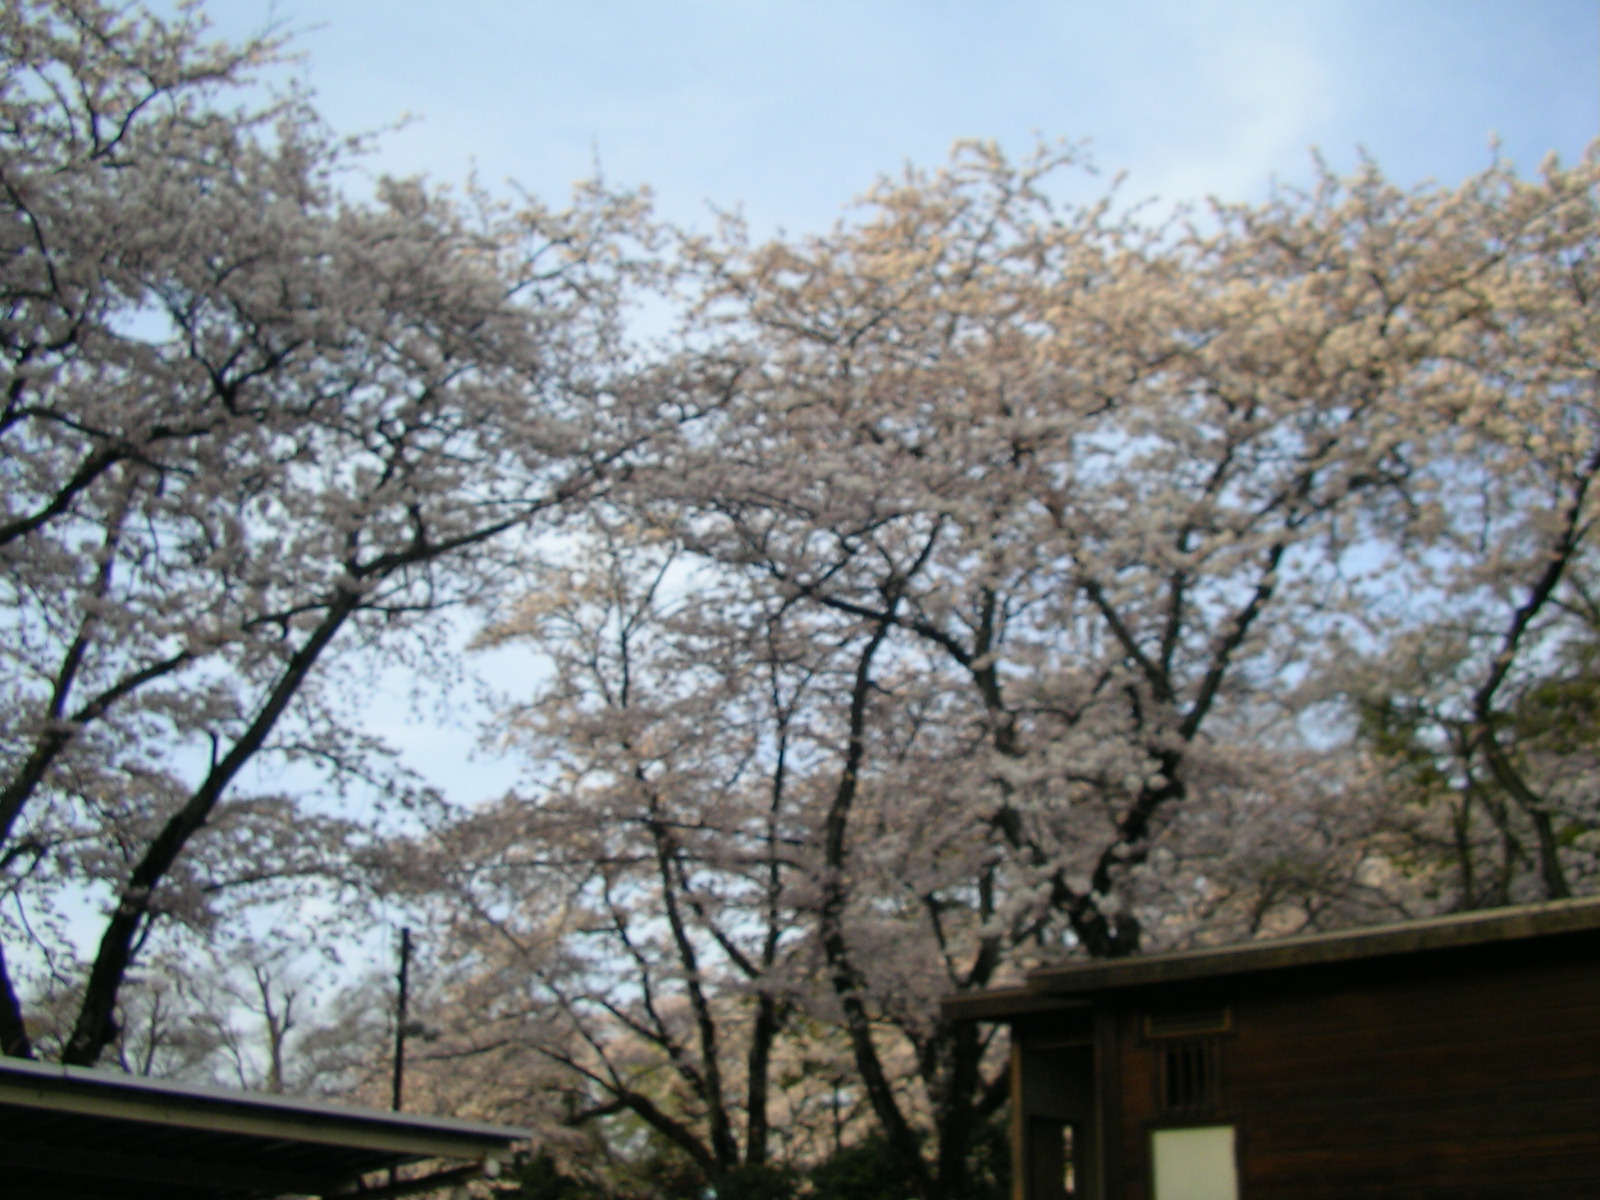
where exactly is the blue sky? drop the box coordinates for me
[184,0,1599,803]
[206,0,1597,239]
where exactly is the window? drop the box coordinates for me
[1025,1116,1079,1200]
[1159,1038,1221,1115]
[1151,1125,1238,1200]
[1146,1009,1228,1118]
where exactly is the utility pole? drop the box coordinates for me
[391,927,412,1113]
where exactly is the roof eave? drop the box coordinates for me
[1023,895,1600,998]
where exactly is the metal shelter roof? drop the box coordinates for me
[0,1055,530,1200]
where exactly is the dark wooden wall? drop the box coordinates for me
[1101,935,1600,1199]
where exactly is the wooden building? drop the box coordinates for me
[944,897,1600,1200]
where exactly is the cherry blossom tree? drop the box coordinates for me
[613,142,1600,1200]
[1314,150,1600,909]
[378,138,1600,1199]
[402,525,832,1195]
[378,139,1600,1200]
[0,0,663,1066]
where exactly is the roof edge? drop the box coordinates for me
[941,987,1090,1022]
[0,1054,531,1152]
[1023,895,1600,998]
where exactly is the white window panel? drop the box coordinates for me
[1151,1125,1238,1200]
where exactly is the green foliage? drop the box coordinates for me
[808,1136,916,1200]
[1355,693,1455,804]
[1509,643,1600,755]
[963,1113,1012,1200]
[494,1153,607,1200]
[716,1163,799,1200]
[1351,627,1600,905]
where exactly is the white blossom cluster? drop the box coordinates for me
[0,0,661,1069]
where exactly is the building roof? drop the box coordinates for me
[944,895,1600,1022]
[0,1054,530,1200]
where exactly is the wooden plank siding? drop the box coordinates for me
[1107,944,1600,1198]
[964,901,1600,1200]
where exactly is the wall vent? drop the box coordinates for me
[1159,1038,1222,1115]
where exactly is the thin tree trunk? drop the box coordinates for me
[818,614,937,1200]
[62,590,361,1065]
